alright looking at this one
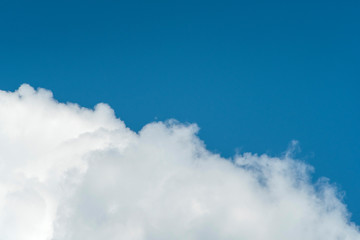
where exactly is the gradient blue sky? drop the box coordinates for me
[1,0,359,224]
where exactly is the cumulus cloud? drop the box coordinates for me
[0,84,359,240]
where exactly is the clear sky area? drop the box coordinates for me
[1,0,359,225]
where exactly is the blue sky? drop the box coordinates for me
[1,0,359,224]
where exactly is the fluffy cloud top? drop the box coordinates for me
[0,84,359,240]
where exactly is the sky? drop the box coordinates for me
[0,0,359,235]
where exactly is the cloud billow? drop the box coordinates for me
[0,84,359,240]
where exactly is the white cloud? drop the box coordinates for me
[0,84,358,240]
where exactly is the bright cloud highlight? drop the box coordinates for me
[0,84,359,240]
